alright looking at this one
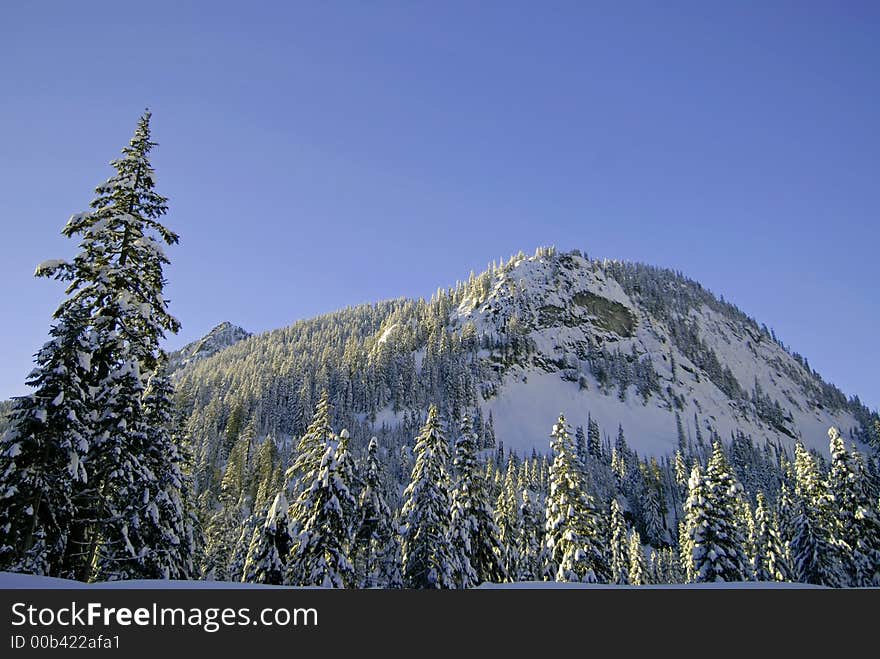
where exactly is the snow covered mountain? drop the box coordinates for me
[168,322,250,372]
[173,248,876,465]
[449,250,866,456]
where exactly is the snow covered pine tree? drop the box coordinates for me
[0,111,188,581]
[401,406,457,589]
[544,414,607,583]
[449,416,506,587]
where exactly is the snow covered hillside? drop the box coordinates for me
[449,250,863,455]
[173,248,875,464]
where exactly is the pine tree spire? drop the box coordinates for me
[354,437,402,588]
[683,444,750,582]
[401,406,456,589]
[544,414,607,583]
[2,112,189,581]
[449,416,506,587]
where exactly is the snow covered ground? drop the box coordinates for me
[0,572,825,589]
[478,581,824,589]
[0,572,283,589]
[483,369,679,456]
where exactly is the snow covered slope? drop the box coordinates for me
[172,248,875,461]
[450,250,862,455]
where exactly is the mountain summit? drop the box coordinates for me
[168,321,250,372]
[174,248,877,463]
[447,248,871,455]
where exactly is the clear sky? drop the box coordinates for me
[1,1,877,411]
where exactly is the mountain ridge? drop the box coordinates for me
[172,247,877,466]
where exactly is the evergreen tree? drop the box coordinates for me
[752,491,790,582]
[286,392,333,499]
[736,497,756,580]
[252,436,280,514]
[642,477,667,546]
[587,414,602,459]
[495,456,522,580]
[287,430,358,588]
[449,418,506,587]
[678,517,694,583]
[628,529,646,585]
[790,441,843,587]
[673,450,689,500]
[401,406,456,589]
[675,412,687,455]
[777,481,796,550]
[609,498,629,585]
[138,364,195,579]
[518,488,543,581]
[30,111,183,581]
[227,511,260,583]
[611,448,626,488]
[0,311,91,576]
[826,428,880,586]
[683,444,750,582]
[575,425,588,474]
[544,415,606,583]
[243,492,293,585]
[354,437,402,588]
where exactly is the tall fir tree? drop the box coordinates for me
[609,498,629,585]
[354,437,402,588]
[518,487,543,581]
[286,392,333,502]
[400,406,456,589]
[751,491,791,582]
[243,492,293,585]
[0,309,92,576]
[642,475,667,546]
[683,444,750,582]
[25,111,184,581]
[544,415,607,583]
[627,529,646,585]
[575,426,588,475]
[495,456,522,580]
[587,414,602,459]
[679,515,695,583]
[826,428,880,586]
[449,417,506,587]
[790,441,843,587]
[287,430,358,588]
[675,412,688,455]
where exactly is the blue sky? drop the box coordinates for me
[1,1,877,410]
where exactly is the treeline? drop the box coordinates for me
[205,394,880,587]
[173,247,879,527]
